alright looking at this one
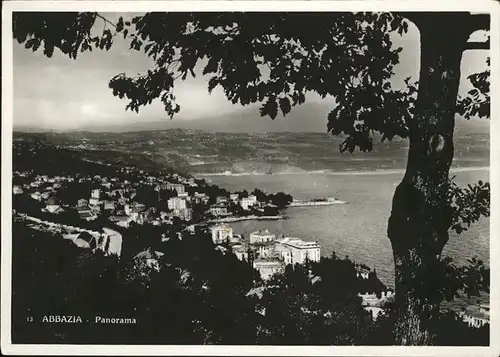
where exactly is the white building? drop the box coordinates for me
[77,206,97,221]
[77,198,89,207]
[240,195,258,210]
[44,204,64,214]
[364,306,384,321]
[249,229,276,244]
[277,237,321,264]
[91,189,100,199]
[216,196,229,204]
[210,204,229,217]
[230,193,239,202]
[253,259,283,280]
[30,192,42,201]
[168,197,187,211]
[211,224,233,244]
[13,185,24,195]
[193,192,209,204]
[231,244,249,262]
[274,243,293,265]
[166,183,185,195]
[460,304,490,328]
[358,291,395,307]
[89,189,101,206]
[102,227,123,257]
[103,200,115,211]
[173,208,192,221]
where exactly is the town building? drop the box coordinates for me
[193,192,209,204]
[241,195,258,210]
[103,200,116,211]
[44,197,64,214]
[211,224,233,244]
[364,306,384,321]
[253,259,283,280]
[173,208,192,221]
[231,244,249,262]
[63,232,98,250]
[77,198,89,207]
[210,204,229,217]
[13,185,24,195]
[357,266,371,280]
[125,202,146,215]
[254,241,275,258]
[460,304,490,328]
[109,215,132,228]
[249,229,276,244]
[89,196,100,206]
[273,242,293,265]
[91,188,100,199]
[166,183,185,195]
[277,237,321,264]
[358,290,395,307]
[168,197,187,211]
[230,193,239,202]
[77,205,98,221]
[217,196,229,204]
[30,192,42,201]
[102,227,123,257]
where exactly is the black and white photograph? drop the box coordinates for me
[1,1,499,354]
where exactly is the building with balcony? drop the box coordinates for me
[210,204,229,217]
[277,237,321,264]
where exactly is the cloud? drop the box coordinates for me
[13,13,490,132]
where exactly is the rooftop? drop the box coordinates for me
[464,304,490,321]
[279,237,320,249]
[250,229,275,236]
[79,211,95,218]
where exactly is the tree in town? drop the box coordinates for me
[268,192,294,209]
[13,11,491,344]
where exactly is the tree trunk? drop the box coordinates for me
[387,16,470,345]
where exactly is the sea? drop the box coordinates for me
[199,167,490,294]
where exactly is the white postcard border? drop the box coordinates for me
[2,1,499,356]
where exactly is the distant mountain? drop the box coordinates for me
[14,103,333,133]
[14,102,490,135]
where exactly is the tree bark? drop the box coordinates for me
[388,15,470,345]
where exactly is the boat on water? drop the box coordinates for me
[289,197,348,207]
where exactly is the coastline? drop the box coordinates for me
[196,165,489,178]
[289,200,348,207]
[209,215,285,223]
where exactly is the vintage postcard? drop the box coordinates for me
[1,0,499,355]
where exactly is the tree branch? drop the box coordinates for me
[464,40,490,51]
[95,13,117,30]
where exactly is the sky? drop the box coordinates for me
[13,12,490,132]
